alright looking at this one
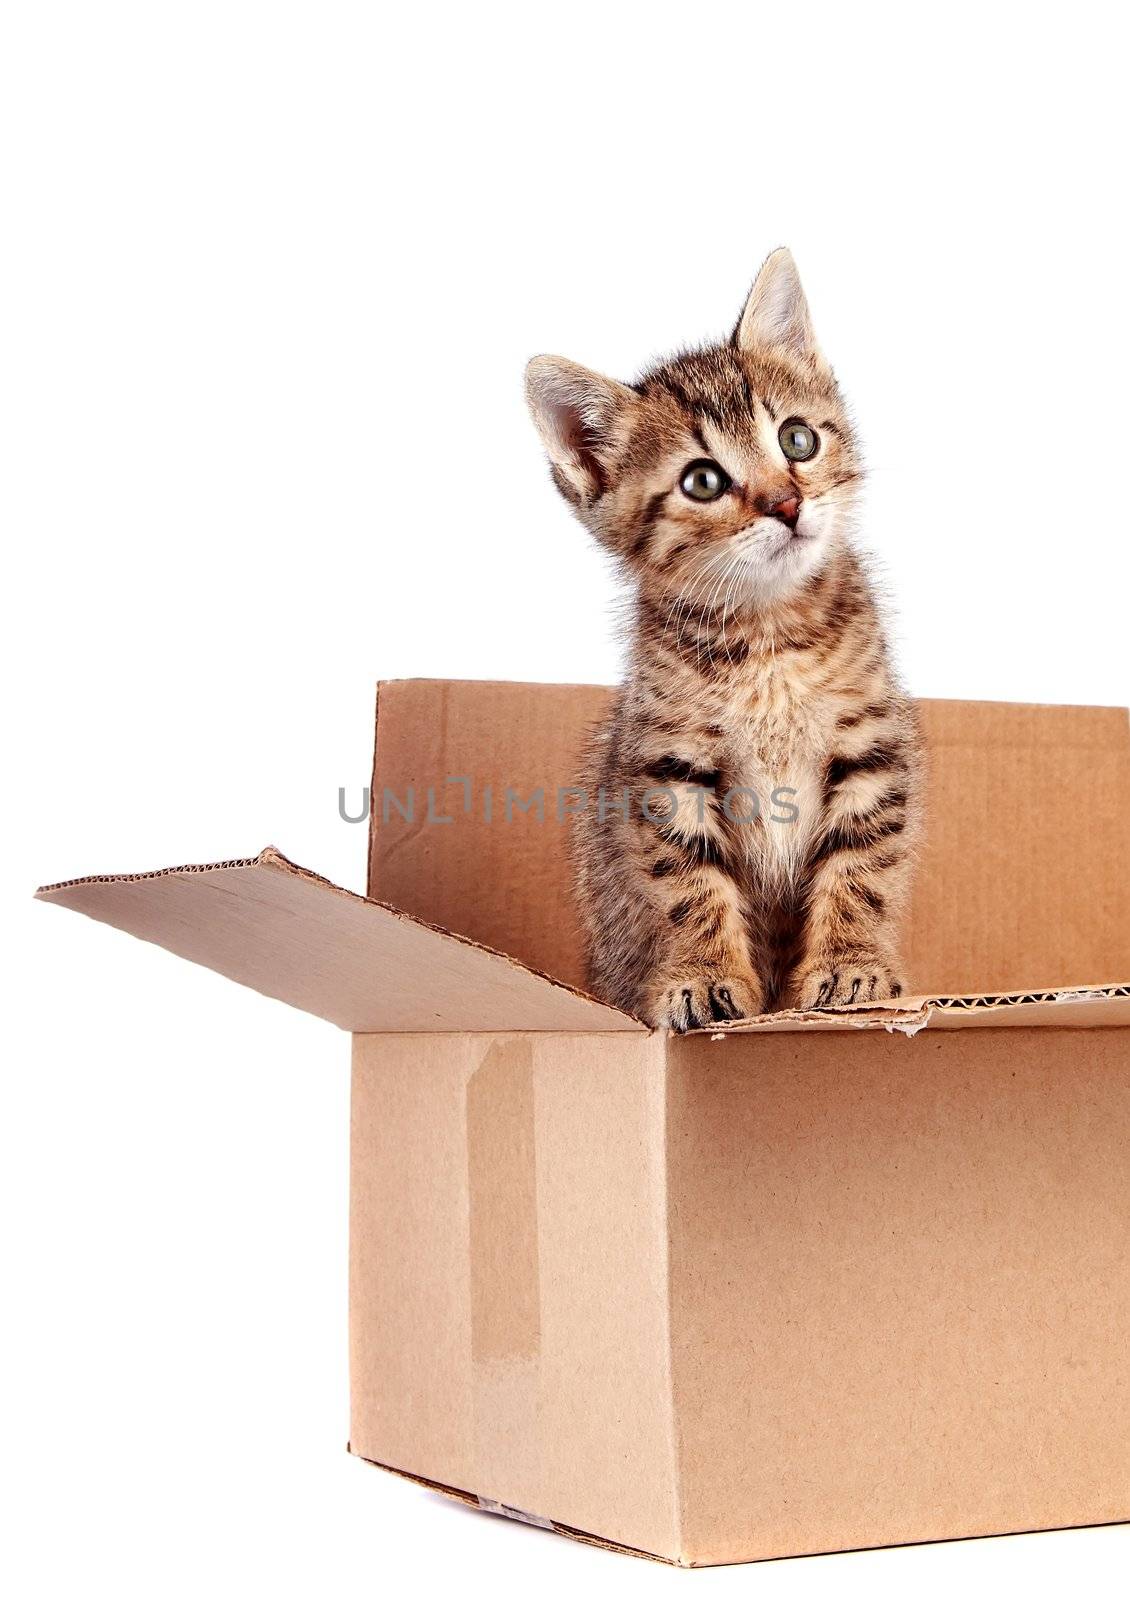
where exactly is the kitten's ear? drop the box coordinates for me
[525,355,636,506]
[734,248,822,362]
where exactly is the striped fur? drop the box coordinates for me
[527,250,923,1029]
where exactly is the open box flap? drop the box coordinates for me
[35,848,645,1034]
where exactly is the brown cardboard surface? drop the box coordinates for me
[35,848,641,1033]
[347,1022,1130,1565]
[905,699,1130,995]
[666,1025,1130,1564]
[370,682,1130,999]
[349,1031,681,1558]
[369,678,608,987]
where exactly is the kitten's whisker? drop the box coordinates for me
[665,547,735,666]
[699,546,745,669]
[713,550,747,664]
[722,567,747,663]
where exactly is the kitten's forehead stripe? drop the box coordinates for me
[635,346,846,465]
[653,373,729,432]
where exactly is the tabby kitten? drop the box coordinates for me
[526,250,922,1029]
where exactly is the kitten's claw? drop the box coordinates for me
[646,974,765,1032]
[790,955,904,1012]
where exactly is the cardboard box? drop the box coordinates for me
[37,682,1130,1566]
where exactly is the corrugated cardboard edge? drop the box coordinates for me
[35,845,646,1034]
[709,983,1130,1037]
[347,1449,683,1566]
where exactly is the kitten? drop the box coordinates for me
[526,250,923,1030]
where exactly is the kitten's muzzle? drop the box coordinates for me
[764,493,802,532]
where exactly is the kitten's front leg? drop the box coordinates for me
[789,759,914,1010]
[635,773,765,1031]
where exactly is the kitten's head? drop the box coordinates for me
[526,250,861,612]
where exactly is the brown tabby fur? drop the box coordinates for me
[526,250,923,1029]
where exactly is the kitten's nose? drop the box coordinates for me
[768,494,801,530]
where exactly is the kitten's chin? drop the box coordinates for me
[736,522,835,607]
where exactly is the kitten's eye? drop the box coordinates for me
[680,459,731,501]
[779,420,819,462]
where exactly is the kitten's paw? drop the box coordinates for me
[790,953,904,1011]
[645,973,765,1032]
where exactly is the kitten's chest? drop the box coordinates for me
[719,666,835,871]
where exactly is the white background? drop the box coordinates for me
[3,3,1128,1595]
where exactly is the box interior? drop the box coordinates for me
[370,680,1130,1003]
[36,681,1129,1031]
